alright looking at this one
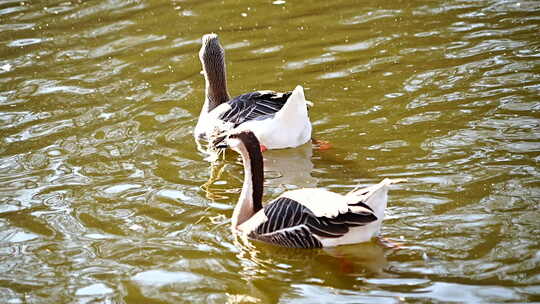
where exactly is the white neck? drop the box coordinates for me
[231,149,255,229]
[198,97,211,118]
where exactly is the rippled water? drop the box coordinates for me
[1,0,539,302]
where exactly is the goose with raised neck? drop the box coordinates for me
[194,34,313,153]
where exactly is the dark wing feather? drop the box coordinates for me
[348,200,374,212]
[218,91,292,126]
[251,225,320,249]
[249,197,378,249]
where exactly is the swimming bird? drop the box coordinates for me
[194,33,312,153]
[222,131,404,248]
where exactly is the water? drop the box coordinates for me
[1,0,539,302]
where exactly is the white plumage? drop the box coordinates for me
[194,33,312,152]
[230,86,312,149]
[224,131,404,248]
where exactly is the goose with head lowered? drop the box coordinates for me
[221,131,404,248]
[194,33,312,153]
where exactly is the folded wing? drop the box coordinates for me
[218,91,292,126]
[248,197,377,248]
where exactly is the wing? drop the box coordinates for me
[218,91,292,126]
[249,197,378,248]
[251,225,322,249]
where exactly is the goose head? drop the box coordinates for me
[225,131,261,156]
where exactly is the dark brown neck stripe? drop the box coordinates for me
[201,39,229,112]
[235,132,264,212]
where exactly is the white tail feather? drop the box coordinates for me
[276,85,308,120]
[345,178,405,218]
[346,178,406,200]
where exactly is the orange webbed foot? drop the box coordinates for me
[312,139,332,150]
[338,256,354,273]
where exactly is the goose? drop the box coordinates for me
[222,130,404,248]
[194,33,312,152]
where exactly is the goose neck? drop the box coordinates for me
[201,50,229,112]
[232,139,264,228]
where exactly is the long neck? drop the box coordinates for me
[231,142,264,229]
[201,49,229,112]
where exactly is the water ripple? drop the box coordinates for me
[0,0,539,303]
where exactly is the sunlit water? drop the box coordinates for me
[1,0,539,303]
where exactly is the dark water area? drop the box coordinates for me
[1,0,539,302]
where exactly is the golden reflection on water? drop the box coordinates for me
[0,0,539,302]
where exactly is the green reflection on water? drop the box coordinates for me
[0,0,539,303]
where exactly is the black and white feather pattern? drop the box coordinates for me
[249,197,377,248]
[218,91,292,127]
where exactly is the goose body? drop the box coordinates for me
[195,34,312,151]
[225,131,403,248]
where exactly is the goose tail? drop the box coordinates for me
[276,85,309,120]
[345,178,406,219]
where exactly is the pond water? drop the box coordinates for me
[1,0,539,303]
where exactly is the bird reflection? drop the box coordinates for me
[233,233,389,284]
[200,142,317,200]
[262,141,317,188]
[322,242,388,275]
[200,159,230,201]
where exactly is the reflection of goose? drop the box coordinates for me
[194,34,312,152]
[222,131,403,248]
[235,238,388,277]
[262,142,317,188]
[323,243,388,275]
[199,143,315,202]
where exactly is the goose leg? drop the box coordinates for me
[312,138,332,150]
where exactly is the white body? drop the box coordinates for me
[237,178,401,247]
[195,85,312,150]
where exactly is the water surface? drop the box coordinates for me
[1,0,539,303]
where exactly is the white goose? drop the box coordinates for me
[194,33,312,152]
[222,131,404,248]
